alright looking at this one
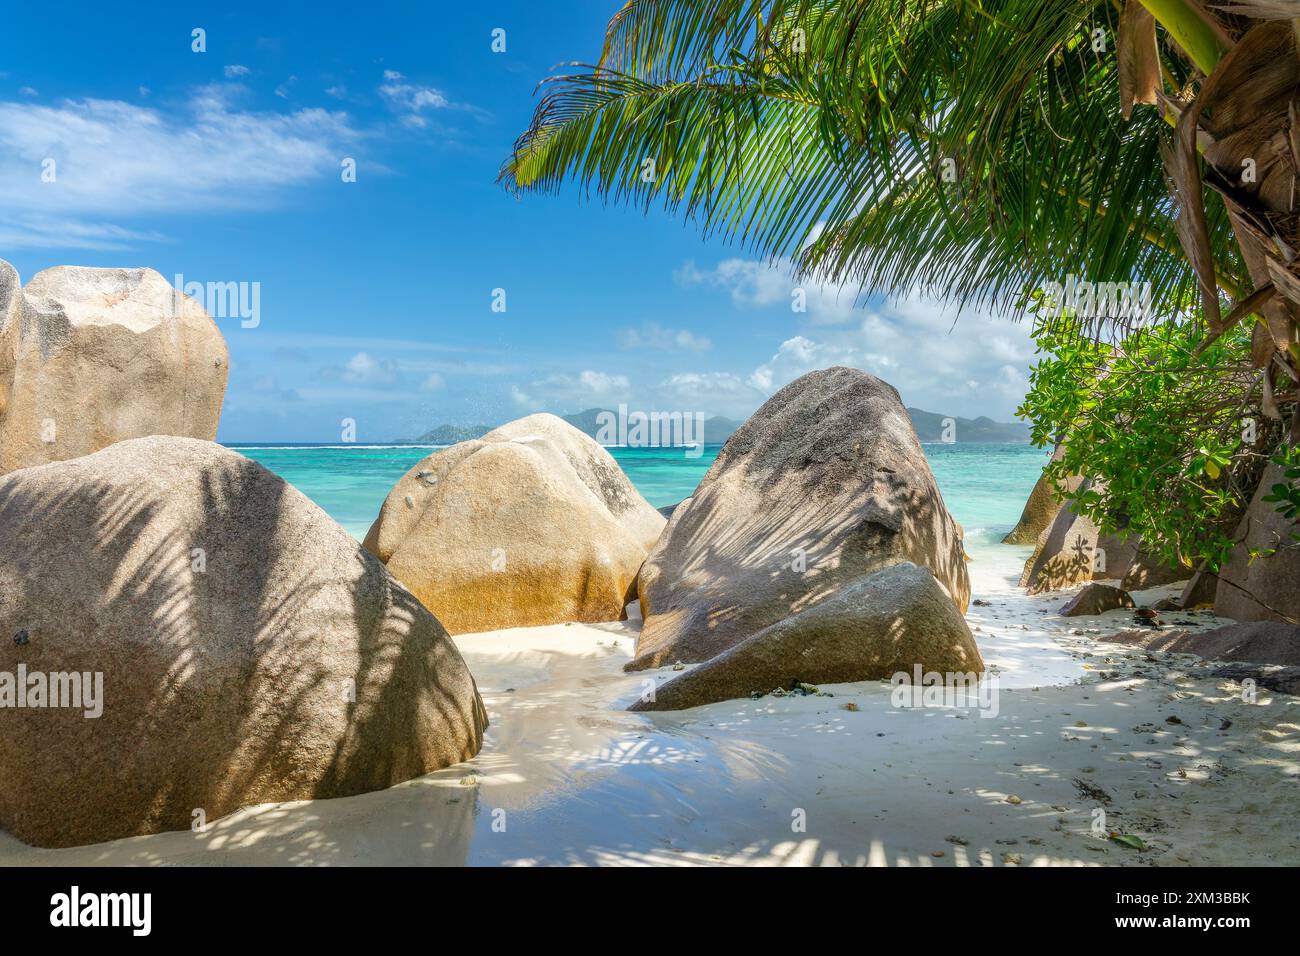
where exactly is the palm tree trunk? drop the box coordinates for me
[1142,2,1299,417]
[1138,0,1230,73]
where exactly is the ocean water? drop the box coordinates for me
[232,442,1049,550]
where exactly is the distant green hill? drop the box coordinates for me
[906,407,1031,443]
[559,408,742,445]
[411,406,1027,445]
[412,423,492,443]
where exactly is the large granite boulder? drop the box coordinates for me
[364,414,665,634]
[1060,582,1134,617]
[1107,620,1300,667]
[1019,488,1101,595]
[1093,531,1189,590]
[1179,567,1219,609]
[1215,463,1300,624]
[1092,531,1138,580]
[1119,550,1190,590]
[0,437,487,848]
[631,563,981,711]
[1003,445,1080,544]
[0,262,228,476]
[629,367,969,671]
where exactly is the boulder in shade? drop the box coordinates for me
[630,367,969,671]
[1120,550,1190,590]
[1179,567,1219,609]
[0,437,486,848]
[1107,620,1300,667]
[1215,463,1300,624]
[1092,530,1189,590]
[1092,531,1138,580]
[0,262,228,477]
[1060,583,1135,617]
[364,414,665,634]
[1019,488,1101,595]
[1003,445,1080,544]
[631,563,982,711]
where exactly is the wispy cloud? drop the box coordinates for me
[338,352,400,386]
[505,284,1033,421]
[747,293,1034,413]
[617,321,712,352]
[0,216,167,251]
[511,369,632,408]
[0,85,362,248]
[378,70,455,128]
[676,257,861,325]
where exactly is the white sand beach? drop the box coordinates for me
[4,544,1296,867]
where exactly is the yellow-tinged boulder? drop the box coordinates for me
[364,414,665,633]
[0,262,228,476]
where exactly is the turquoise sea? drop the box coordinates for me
[232,442,1049,551]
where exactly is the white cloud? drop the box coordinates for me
[674,255,1034,417]
[657,371,757,406]
[747,293,1035,417]
[419,372,446,392]
[341,352,399,386]
[511,369,632,408]
[223,65,250,78]
[677,257,860,325]
[0,87,363,248]
[577,370,630,394]
[0,87,360,227]
[19,87,37,97]
[617,321,712,352]
[378,70,452,128]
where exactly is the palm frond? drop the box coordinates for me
[504,0,1248,326]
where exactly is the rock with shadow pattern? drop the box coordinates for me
[628,367,970,672]
[1002,444,1080,545]
[631,563,981,711]
[0,436,486,848]
[1179,566,1219,609]
[1019,487,1101,595]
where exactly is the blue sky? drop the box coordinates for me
[0,1,1036,441]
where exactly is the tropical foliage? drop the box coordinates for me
[504,2,1293,346]
[503,0,1299,550]
[1019,316,1268,571]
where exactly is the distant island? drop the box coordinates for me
[905,408,1031,443]
[407,406,1029,445]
